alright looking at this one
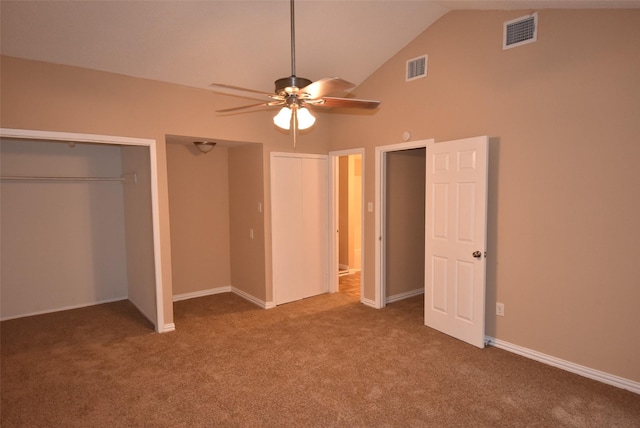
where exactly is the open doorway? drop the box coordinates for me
[384,148,426,304]
[329,149,364,301]
[374,139,432,309]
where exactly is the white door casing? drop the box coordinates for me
[424,136,488,348]
[271,153,329,305]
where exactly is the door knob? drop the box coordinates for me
[472,251,482,259]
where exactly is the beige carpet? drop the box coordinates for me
[2,285,639,427]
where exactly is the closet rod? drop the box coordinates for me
[0,173,137,183]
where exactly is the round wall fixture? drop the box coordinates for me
[193,141,217,153]
[402,131,411,142]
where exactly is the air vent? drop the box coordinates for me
[503,13,537,50]
[406,55,427,81]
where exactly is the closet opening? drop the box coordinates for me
[0,128,165,332]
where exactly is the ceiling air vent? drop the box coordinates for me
[503,13,537,50]
[406,55,427,81]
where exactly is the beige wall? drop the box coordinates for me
[121,144,157,322]
[329,9,640,382]
[228,143,266,301]
[0,139,128,319]
[167,142,231,296]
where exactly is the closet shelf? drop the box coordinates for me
[0,173,137,183]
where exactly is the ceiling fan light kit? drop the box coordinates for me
[210,0,380,146]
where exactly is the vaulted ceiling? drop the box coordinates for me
[2,1,638,95]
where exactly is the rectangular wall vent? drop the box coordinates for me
[503,13,537,50]
[406,55,427,81]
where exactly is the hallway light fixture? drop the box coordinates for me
[193,141,217,153]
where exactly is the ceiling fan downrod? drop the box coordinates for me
[290,0,296,77]
[275,0,310,94]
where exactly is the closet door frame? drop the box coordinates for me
[0,128,168,332]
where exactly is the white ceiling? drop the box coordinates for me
[2,0,638,95]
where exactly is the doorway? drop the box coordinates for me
[384,148,426,305]
[374,139,432,309]
[329,149,364,301]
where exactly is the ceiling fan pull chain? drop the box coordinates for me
[292,103,298,147]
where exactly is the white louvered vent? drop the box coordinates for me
[503,13,538,50]
[406,55,427,81]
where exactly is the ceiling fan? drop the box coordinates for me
[209,0,380,146]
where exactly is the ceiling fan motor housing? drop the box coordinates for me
[275,76,312,95]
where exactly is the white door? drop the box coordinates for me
[272,153,329,305]
[424,136,488,348]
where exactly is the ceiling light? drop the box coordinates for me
[273,106,315,131]
[193,141,217,153]
[273,107,293,130]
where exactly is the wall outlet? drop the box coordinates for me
[496,302,505,317]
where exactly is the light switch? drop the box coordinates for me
[367,202,373,212]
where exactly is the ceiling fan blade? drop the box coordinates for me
[217,101,284,114]
[300,78,355,99]
[210,83,279,101]
[311,96,380,110]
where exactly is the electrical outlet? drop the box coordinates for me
[496,302,505,317]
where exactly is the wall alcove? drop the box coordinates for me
[0,128,165,331]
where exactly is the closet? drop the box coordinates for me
[271,152,329,305]
[0,137,157,327]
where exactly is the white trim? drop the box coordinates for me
[173,285,275,309]
[163,323,176,332]
[0,128,166,333]
[375,139,433,309]
[231,287,275,309]
[0,297,127,321]
[328,148,365,303]
[361,297,377,308]
[385,288,424,304]
[486,337,640,395]
[173,286,232,302]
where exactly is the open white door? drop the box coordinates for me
[424,136,488,348]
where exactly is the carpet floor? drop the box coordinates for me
[2,279,639,427]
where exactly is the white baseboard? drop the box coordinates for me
[386,288,424,304]
[361,297,377,308]
[171,285,275,309]
[231,287,275,309]
[0,296,127,321]
[160,323,176,333]
[486,336,640,395]
[172,286,231,302]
